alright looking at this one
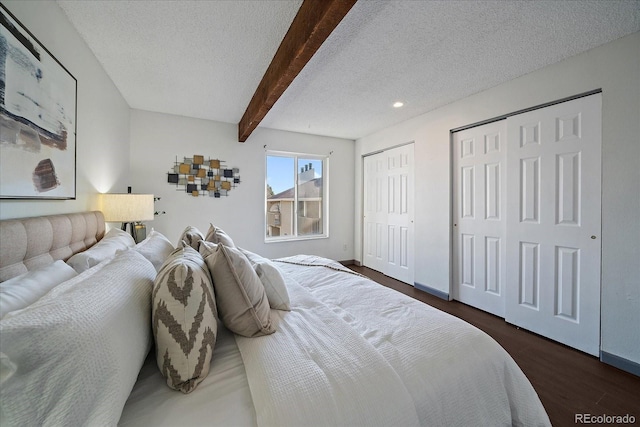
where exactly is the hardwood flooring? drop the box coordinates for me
[348,265,640,427]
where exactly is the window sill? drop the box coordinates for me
[264,234,329,244]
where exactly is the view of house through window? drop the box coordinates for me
[266,153,326,240]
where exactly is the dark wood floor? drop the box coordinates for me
[349,265,640,427]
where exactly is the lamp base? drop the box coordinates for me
[134,223,147,243]
[121,222,146,243]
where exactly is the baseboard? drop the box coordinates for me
[339,259,356,266]
[600,351,640,377]
[414,282,449,301]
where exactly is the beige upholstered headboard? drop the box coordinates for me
[0,211,105,283]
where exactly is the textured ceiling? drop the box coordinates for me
[57,0,639,141]
[57,0,303,124]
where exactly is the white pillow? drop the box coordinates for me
[240,248,291,311]
[134,229,175,272]
[66,227,135,273]
[0,260,78,319]
[0,250,155,426]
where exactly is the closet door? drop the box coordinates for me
[452,120,507,317]
[363,153,387,274]
[363,144,414,284]
[385,144,414,284]
[505,94,601,356]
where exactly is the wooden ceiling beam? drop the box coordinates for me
[238,0,357,142]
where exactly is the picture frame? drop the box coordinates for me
[0,4,77,199]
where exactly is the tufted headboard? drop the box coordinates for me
[0,211,105,282]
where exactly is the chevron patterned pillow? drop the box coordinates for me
[152,245,217,393]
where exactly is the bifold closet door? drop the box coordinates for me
[452,120,507,317]
[505,94,602,356]
[363,144,414,285]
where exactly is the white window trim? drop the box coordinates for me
[265,150,329,243]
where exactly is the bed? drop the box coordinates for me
[0,212,551,426]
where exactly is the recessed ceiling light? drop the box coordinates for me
[393,101,404,108]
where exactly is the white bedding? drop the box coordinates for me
[120,326,256,427]
[235,278,420,427]
[120,255,550,427]
[274,256,551,426]
[1,251,155,426]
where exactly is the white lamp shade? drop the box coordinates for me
[100,193,155,222]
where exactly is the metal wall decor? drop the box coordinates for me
[167,155,241,198]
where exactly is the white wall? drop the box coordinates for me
[129,109,355,261]
[355,32,640,365]
[0,1,131,220]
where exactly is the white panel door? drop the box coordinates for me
[452,121,507,317]
[363,154,387,273]
[505,94,601,356]
[363,145,414,284]
[385,144,414,284]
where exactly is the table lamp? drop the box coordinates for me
[100,191,154,243]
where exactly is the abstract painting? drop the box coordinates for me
[0,5,77,199]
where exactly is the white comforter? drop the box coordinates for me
[259,255,551,427]
[235,278,421,427]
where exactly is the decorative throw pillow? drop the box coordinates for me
[198,240,218,258]
[152,245,217,393]
[240,248,291,311]
[134,229,175,272]
[205,223,235,247]
[178,226,204,251]
[0,260,78,319]
[66,227,135,273]
[202,245,274,338]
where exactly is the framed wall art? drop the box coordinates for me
[0,4,77,199]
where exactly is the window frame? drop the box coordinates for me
[265,150,329,243]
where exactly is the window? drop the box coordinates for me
[266,152,328,241]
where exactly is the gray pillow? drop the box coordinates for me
[205,223,235,247]
[153,246,218,393]
[201,244,274,338]
[198,240,217,258]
